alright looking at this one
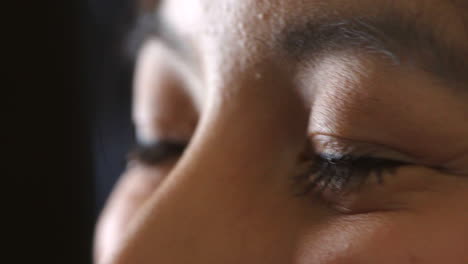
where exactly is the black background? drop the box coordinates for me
[82,0,136,217]
[6,0,136,263]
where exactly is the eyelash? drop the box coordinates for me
[129,141,409,194]
[295,153,409,195]
[128,140,187,165]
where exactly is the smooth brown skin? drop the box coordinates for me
[95,0,468,263]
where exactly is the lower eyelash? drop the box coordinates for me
[294,153,409,196]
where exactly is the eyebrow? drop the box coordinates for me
[126,12,188,62]
[129,10,468,89]
[281,12,468,88]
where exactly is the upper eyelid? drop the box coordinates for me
[311,133,418,163]
[296,152,412,194]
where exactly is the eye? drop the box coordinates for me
[128,140,188,167]
[295,153,411,196]
[131,40,198,167]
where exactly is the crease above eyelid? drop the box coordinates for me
[310,133,419,162]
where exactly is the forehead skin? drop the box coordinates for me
[158,0,468,84]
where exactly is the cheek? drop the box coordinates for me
[94,165,172,263]
[295,205,468,264]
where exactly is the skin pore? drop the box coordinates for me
[95,0,468,263]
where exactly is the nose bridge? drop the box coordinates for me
[118,75,309,263]
[162,80,290,210]
[171,68,308,192]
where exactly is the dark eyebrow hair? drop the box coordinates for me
[126,12,187,61]
[128,9,468,89]
[281,12,468,88]
[125,13,158,58]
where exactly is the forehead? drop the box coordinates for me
[153,0,468,87]
[157,0,467,55]
[158,0,465,32]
